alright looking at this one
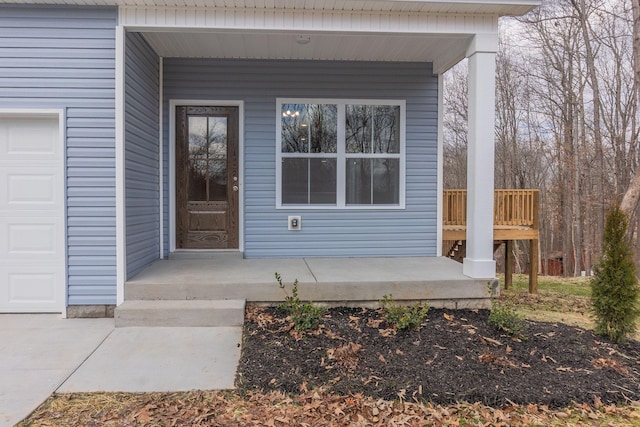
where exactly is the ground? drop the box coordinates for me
[18,276,640,426]
[237,306,640,408]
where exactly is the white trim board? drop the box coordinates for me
[115,25,126,305]
[168,99,245,253]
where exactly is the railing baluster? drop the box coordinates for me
[443,189,538,228]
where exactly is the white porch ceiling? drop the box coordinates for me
[141,31,471,64]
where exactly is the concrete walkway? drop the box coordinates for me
[0,315,242,427]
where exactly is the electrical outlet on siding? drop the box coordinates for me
[288,216,301,231]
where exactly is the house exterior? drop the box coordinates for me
[0,0,539,315]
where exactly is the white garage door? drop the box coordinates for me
[0,114,65,313]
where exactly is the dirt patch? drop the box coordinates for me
[237,306,640,408]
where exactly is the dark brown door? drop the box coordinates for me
[176,106,239,249]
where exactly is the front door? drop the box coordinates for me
[176,106,239,249]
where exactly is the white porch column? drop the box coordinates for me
[463,34,498,279]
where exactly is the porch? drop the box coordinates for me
[124,253,494,309]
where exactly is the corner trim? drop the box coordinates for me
[115,25,126,305]
[436,74,444,256]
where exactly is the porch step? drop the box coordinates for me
[114,299,246,327]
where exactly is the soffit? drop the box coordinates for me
[141,31,470,67]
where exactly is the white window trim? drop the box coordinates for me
[276,98,406,210]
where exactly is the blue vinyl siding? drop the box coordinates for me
[163,59,438,258]
[0,5,117,304]
[125,32,160,278]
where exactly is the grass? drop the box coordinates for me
[500,273,592,297]
[497,273,640,340]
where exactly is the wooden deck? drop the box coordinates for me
[442,189,540,293]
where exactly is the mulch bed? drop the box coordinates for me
[236,306,640,408]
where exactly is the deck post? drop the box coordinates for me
[462,34,498,279]
[529,239,538,293]
[528,190,540,293]
[505,240,513,290]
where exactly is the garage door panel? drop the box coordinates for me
[0,114,64,313]
[1,221,61,259]
[0,167,62,209]
[0,116,59,158]
[0,263,63,312]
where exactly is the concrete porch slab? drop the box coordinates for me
[59,326,242,392]
[125,256,494,307]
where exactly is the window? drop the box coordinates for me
[277,99,405,209]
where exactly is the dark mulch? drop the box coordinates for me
[236,306,640,408]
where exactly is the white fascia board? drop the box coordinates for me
[1,0,540,16]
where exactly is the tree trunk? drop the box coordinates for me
[621,0,640,219]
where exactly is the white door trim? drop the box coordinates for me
[0,108,66,315]
[168,99,245,253]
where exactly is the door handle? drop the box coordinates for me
[233,185,239,192]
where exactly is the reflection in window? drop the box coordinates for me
[281,104,337,153]
[278,99,403,208]
[346,158,399,205]
[188,116,227,202]
[346,105,400,153]
[282,158,337,205]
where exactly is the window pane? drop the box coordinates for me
[346,158,399,205]
[373,105,400,153]
[282,158,309,204]
[346,158,372,205]
[188,159,208,201]
[310,158,337,204]
[373,158,400,204]
[345,105,372,153]
[281,104,337,153]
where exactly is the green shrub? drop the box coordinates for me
[590,204,639,343]
[380,294,429,331]
[489,302,526,339]
[276,272,326,331]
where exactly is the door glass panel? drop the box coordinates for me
[208,117,227,157]
[187,115,228,202]
[188,117,208,156]
[188,159,207,201]
[208,159,227,201]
